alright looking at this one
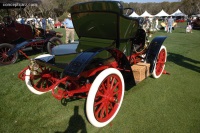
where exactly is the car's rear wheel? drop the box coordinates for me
[0,43,18,65]
[25,54,59,95]
[86,68,124,127]
[47,37,62,54]
[25,66,60,95]
[152,45,167,78]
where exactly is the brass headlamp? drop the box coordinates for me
[29,59,39,75]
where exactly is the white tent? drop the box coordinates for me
[155,9,169,17]
[171,9,186,16]
[129,11,140,17]
[140,11,153,17]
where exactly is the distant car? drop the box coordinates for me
[54,21,62,28]
[176,19,185,23]
[192,17,200,30]
[0,16,63,65]
[54,21,64,28]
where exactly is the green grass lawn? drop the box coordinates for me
[0,23,200,133]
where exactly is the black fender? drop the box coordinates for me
[64,47,136,86]
[7,38,43,56]
[145,36,167,73]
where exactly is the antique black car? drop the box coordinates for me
[18,1,167,127]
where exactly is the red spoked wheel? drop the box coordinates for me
[25,66,60,95]
[86,68,124,127]
[152,45,167,78]
[0,43,18,65]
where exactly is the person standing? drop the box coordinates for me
[48,17,54,30]
[63,13,74,43]
[155,17,159,30]
[167,16,174,33]
[41,16,46,30]
[164,17,168,31]
[20,17,25,24]
[35,16,39,28]
[186,17,193,33]
[142,17,152,37]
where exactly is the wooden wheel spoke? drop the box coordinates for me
[0,57,4,61]
[106,78,110,89]
[48,78,55,84]
[2,48,6,53]
[94,98,104,106]
[110,77,116,89]
[100,105,107,119]
[108,102,114,113]
[96,93,105,98]
[111,81,119,92]
[95,103,104,117]
[41,79,45,89]
[96,89,106,97]
[33,78,43,88]
[101,83,107,93]
[112,90,119,97]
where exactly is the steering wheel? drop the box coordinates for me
[3,16,13,26]
[123,8,134,16]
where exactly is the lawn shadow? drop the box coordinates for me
[55,106,87,133]
[167,52,200,73]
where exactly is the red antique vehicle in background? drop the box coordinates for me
[18,1,168,127]
[0,3,63,65]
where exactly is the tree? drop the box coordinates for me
[181,0,200,15]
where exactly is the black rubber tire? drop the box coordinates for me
[0,43,18,65]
